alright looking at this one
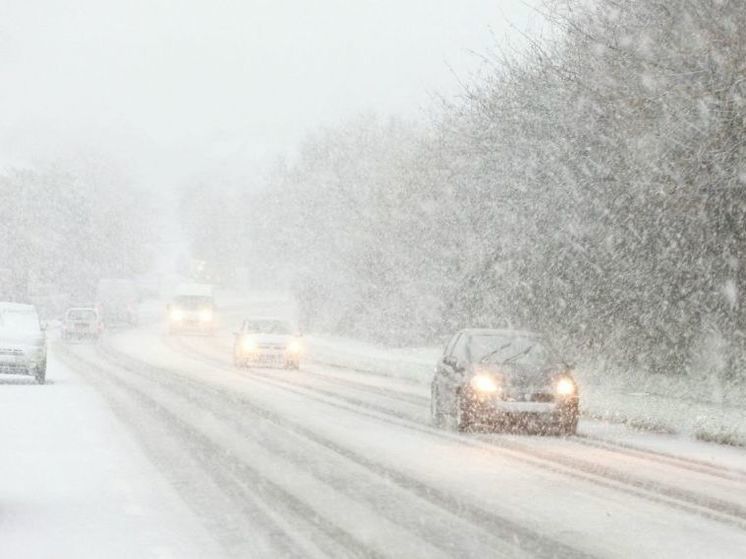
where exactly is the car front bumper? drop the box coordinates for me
[467,396,578,424]
[237,350,299,367]
[0,353,44,376]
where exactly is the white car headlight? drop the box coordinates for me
[556,377,576,396]
[287,339,302,354]
[242,336,257,352]
[199,309,213,322]
[170,309,184,322]
[470,374,501,394]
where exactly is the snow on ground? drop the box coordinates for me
[202,290,746,447]
[0,351,218,559]
[303,334,746,447]
[99,320,746,558]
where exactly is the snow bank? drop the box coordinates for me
[0,351,217,558]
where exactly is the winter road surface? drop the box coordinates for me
[4,311,746,558]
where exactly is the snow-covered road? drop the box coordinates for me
[4,310,746,558]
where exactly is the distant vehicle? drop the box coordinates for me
[430,329,579,434]
[233,318,302,369]
[62,307,103,341]
[96,278,138,326]
[0,302,47,384]
[167,283,216,334]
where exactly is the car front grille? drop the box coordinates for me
[0,347,24,357]
[505,390,554,403]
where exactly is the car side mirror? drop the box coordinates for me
[443,355,464,371]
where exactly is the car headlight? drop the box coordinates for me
[170,309,184,322]
[556,377,576,396]
[242,336,257,352]
[470,374,501,394]
[287,339,302,354]
[199,309,213,322]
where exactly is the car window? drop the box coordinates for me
[175,296,213,309]
[243,320,293,335]
[469,334,549,365]
[68,309,97,321]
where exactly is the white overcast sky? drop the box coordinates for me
[0,0,543,187]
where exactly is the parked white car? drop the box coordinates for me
[0,302,47,384]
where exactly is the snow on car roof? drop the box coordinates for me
[175,283,213,297]
[0,302,37,312]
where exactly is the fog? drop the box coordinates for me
[0,0,540,186]
[3,3,746,558]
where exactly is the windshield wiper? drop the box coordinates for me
[478,342,513,364]
[501,345,533,365]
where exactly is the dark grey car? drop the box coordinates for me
[430,329,579,434]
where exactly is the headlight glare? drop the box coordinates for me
[242,336,257,352]
[170,309,184,322]
[556,377,576,396]
[199,308,213,322]
[470,374,500,394]
[287,339,302,353]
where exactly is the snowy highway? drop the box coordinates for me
[5,2,746,557]
[3,305,745,559]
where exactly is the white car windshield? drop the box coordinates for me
[0,310,40,332]
[245,320,293,335]
[67,309,97,321]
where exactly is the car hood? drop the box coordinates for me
[480,362,563,389]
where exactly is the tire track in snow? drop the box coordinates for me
[169,335,746,531]
[196,332,746,483]
[57,342,384,559]
[99,337,598,559]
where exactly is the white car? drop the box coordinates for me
[0,302,48,384]
[233,318,302,369]
[62,307,103,341]
[167,284,216,335]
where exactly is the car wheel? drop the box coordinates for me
[35,362,46,385]
[430,385,445,428]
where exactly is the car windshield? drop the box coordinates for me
[67,309,97,321]
[244,320,293,335]
[470,334,549,365]
[0,309,40,332]
[174,296,213,309]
